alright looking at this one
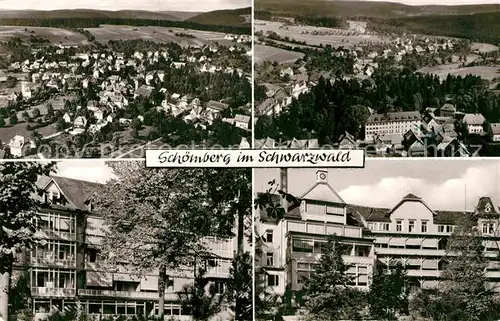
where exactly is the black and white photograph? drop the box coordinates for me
[0,161,252,321]
[253,0,500,157]
[0,0,252,159]
[255,161,500,320]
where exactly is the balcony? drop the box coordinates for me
[35,230,76,241]
[407,270,442,278]
[85,261,109,271]
[31,287,76,298]
[375,248,446,257]
[78,289,179,301]
[30,256,76,268]
[286,221,364,239]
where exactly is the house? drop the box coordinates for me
[439,103,456,118]
[254,137,276,149]
[206,100,229,114]
[74,116,87,128]
[488,123,500,142]
[463,113,486,135]
[21,81,32,99]
[337,131,357,149]
[234,114,251,130]
[8,135,26,157]
[280,67,294,78]
[63,113,72,123]
[239,137,250,149]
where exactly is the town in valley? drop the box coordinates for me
[254,0,500,157]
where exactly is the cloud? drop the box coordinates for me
[339,164,500,211]
[56,161,116,184]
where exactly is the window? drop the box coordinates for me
[421,221,428,233]
[266,252,274,266]
[214,281,225,294]
[381,223,389,231]
[438,225,445,233]
[292,239,313,253]
[409,220,415,232]
[446,225,452,233]
[267,275,279,287]
[396,220,403,232]
[483,223,495,234]
[265,230,273,243]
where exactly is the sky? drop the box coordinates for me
[0,0,250,12]
[55,160,116,184]
[254,159,500,212]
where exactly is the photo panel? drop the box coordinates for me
[253,0,500,157]
[0,160,252,321]
[0,0,251,160]
[254,160,500,320]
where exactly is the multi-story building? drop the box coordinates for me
[17,175,238,321]
[256,169,500,299]
[365,111,421,141]
[257,169,377,297]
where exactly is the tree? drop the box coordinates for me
[301,234,354,321]
[0,118,5,128]
[92,163,242,320]
[225,251,253,320]
[178,267,223,321]
[46,103,54,117]
[32,108,41,118]
[0,162,56,320]
[369,261,409,320]
[9,113,18,125]
[437,213,497,321]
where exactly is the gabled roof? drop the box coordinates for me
[475,196,499,215]
[37,175,101,211]
[388,193,436,216]
[299,179,345,205]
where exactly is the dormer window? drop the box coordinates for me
[485,204,492,213]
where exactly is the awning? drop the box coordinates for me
[86,271,112,287]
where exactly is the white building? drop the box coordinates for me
[365,111,421,141]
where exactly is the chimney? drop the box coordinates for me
[280,168,288,210]
[316,170,328,183]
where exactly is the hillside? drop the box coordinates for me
[0,9,182,21]
[368,11,500,45]
[255,0,500,18]
[188,7,252,27]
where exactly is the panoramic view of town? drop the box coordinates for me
[254,0,500,157]
[255,162,500,320]
[0,1,252,159]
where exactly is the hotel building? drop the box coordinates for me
[16,175,238,321]
[365,111,421,141]
[256,169,500,298]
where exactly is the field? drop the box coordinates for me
[0,26,88,45]
[0,122,58,144]
[418,66,500,81]
[86,25,233,47]
[255,20,387,47]
[471,42,499,53]
[255,44,304,64]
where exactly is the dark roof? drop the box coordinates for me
[207,100,229,111]
[475,196,499,215]
[347,204,391,222]
[368,111,421,123]
[37,175,101,211]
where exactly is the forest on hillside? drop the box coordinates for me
[0,17,250,35]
